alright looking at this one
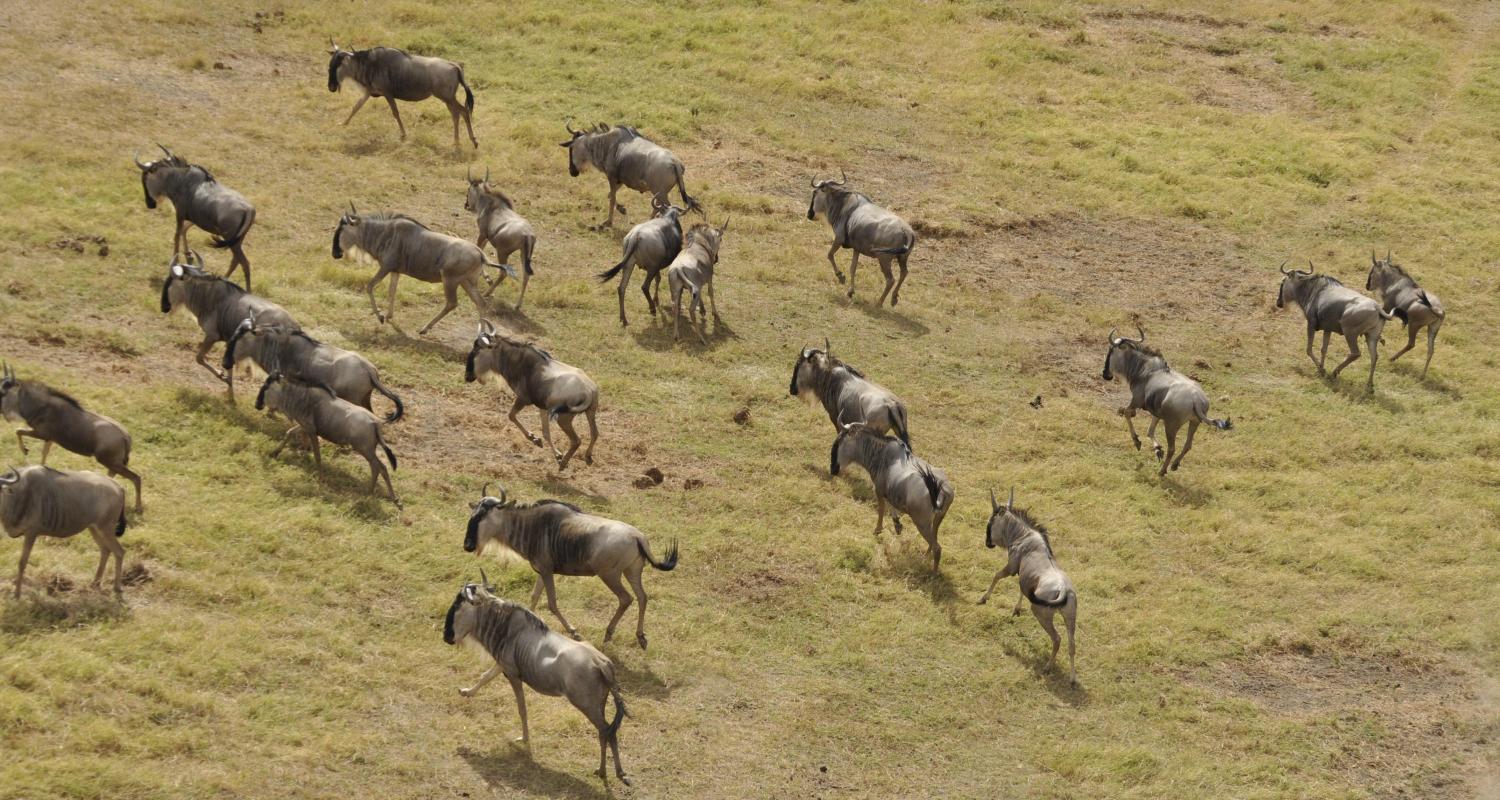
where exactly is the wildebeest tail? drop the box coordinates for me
[604,679,628,740]
[371,374,404,423]
[210,209,255,250]
[459,67,474,114]
[548,398,591,419]
[1195,406,1233,431]
[522,236,535,276]
[485,259,518,280]
[1419,290,1445,318]
[918,464,945,511]
[875,232,916,256]
[115,510,127,538]
[377,428,398,471]
[1391,306,1410,325]
[675,163,701,214]
[598,240,639,283]
[638,538,679,571]
[891,403,911,447]
[1027,588,1073,609]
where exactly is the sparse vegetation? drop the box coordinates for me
[0,1,1497,798]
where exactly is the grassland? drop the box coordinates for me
[0,0,1497,797]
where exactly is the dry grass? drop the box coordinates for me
[0,0,1497,798]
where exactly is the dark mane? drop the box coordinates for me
[481,185,514,209]
[33,383,82,410]
[1381,260,1411,279]
[484,596,550,632]
[528,498,582,513]
[1116,340,1163,359]
[1007,507,1054,556]
[496,332,552,362]
[365,211,431,231]
[826,353,864,379]
[1305,274,1342,289]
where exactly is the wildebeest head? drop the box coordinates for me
[684,219,728,263]
[443,571,497,645]
[1275,260,1316,309]
[465,320,500,382]
[807,171,848,220]
[464,482,514,553]
[254,371,285,411]
[789,338,833,397]
[327,40,353,92]
[559,121,609,177]
[829,415,867,476]
[1365,250,1396,292]
[984,487,1017,549]
[332,204,361,259]
[1102,325,1146,381]
[222,312,273,371]
[135,144,187,209]
[464,166,512,214]
[160,250,209,313]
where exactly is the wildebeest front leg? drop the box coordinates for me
[416,280,461,335]
[384,96,407,140]
[873,495,886,536]
[875,255,896,306]
[13,534,36,598]
[540,572,581,639]
[459,663,501,697]
[365,268,394,323]
[1364,330,1379,390]
[195,338,229,383]
[509,677,530,747]
[39,440,52,465]
[826,241,846,284]
[1013,585,1027,617]
[1305,322,1318,370]
[977,566,1012,605]
[1145,416,1163,461]
[342,92,370,125]
[14,429,31,459]
[269,425,301,458]
[540,411,564,466]
[507,398,543,447]
[172,218,189,258]
[599,181,622,229]
[1120,406,1142,450]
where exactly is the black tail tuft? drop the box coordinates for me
[1212,416,1233,431]
[461,70,475,114]
[373,377,404,423]
[891,404,911,447]
[639,538,679,571]
[605,687,627,740]
[1392,306,1410,325]
[115,511,127,538]
[381,441,398,471]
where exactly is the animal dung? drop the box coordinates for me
[732,407,751,425]
[683,478,704,490]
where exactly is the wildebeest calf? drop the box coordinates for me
[1,364,143,513]
[465,167,536,311]
[223,316,403,422]
[1366,252,1445,379]
[0,466,127,598]
[255,373,399,505]
[597,199,685,326]
[667,220,728,343]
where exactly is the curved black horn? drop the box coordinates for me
[1135,324,1145,342]
[1279,260,1290,275]
[186,249,203,267]
[834,169,847,186]
[823,336,831,353]
[156,142,172,158]
[484,167,490,183]
[1107,327,1118,343]
[479,568,493,591]
[0,468,18,487]
[133,150,147,170]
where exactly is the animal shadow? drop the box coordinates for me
[627,314,735,352]
[1154,473,1211,507]
[341,326,469,360]
[851,299,930,336]
[488,305,549,336]
[538,476,610,505]
[882,544,958,605]
[1322,374,1407,413]
[1389,361,1462,398]
[458,745,610,800]
[997,634,1090,707]
[611,657,674,700]
[1,586,128,635]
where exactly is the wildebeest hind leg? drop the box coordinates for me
[1389,325,1417,361]
[508,398,542,447]
[416,281,461,335]
[39,439,51,465]
[627,567,649,648]
[599,572,633,643]
[384,97,406,140]
[540,572,580,639]
[1033,604,1062,670]
[555,414,582,470]
[1421,321,1441,379]
[1329,333,1361,379]
[88,526,111,588]
[1157,420,1179,477]
[459,277,489,322]
[13,535,36,598]
[1171,419,1199,472]
[1318,331,1332,375]
[582,407,598,465]
[892,253,909,306]
[875,256,895,306]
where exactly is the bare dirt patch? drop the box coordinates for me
[1184,645,1496,799]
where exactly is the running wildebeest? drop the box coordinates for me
[1102,326,1232,476]
[464,485,678,647]
[789,339,910,445]
[0,466,127,598]
[255,373,399,505]
[1,364,143,513]
[667,219,728,343]
[560,122,698,229]
[160,251,300,396]
[445,573,631,786]
[326,40,477,148]
[597,199,685,326]
[806,172,917,306]
[465,321,600,470]
[331,206,511,335]
[135,145,257,291]
[829,417,952,570]
[978,488,1078,686]
[1366,251,1445,379]
[1276,262,1396,391]
[465,167,536,311]
[223,316,403,422]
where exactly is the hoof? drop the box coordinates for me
[1153,446,1164,460]
[636,632,648,649]
[620,776,633,787]
[569,630,582,641]
[584,454,594,466]
[977,597,988,606]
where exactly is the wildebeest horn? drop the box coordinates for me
[1135,324,1145,342]
[133,150,147,170]
[348,201,357,216]
[156,142,172,158]
[719,216,730,233]
[1006,487,1015,511]
[1279,260,1290,275]
[823,336,831,353]
[186,249,203,267]
[1107,327,1118,343]
[1371,251,1379,266]
[1306,259,1315,273]
[480,318,496,335]
[596,121,608,131]
[484,167,490,183]
[835,169,847,186]
[466,165,472,182]
[564,118,579,135]
[479,568,493,592]
[1386,249,1391,263]
[990,488,999,514]
[0,469,18,487]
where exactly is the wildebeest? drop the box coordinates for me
[0,466,127,598]
[666,220,728,343]
[465,167,536,311]
[596,199,685,326]
[1276,262,1396,391]
[445,574,631,786]
[829,418,952,570]
[1366,252,1445,379]
[135,145,258,291]
[326,41,477,148]
[223,317,403,422]
[978,488,1078,686]
[1102,326,1232,476]
[789,339,910,445]
[806,172,916,306]
[1,364,143,513]
[464,485,678,647]
[160,251,300,394]
[255,373,399,504]
[560,122,698,229]
[465,321,600,470]
[331,206,511,335]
